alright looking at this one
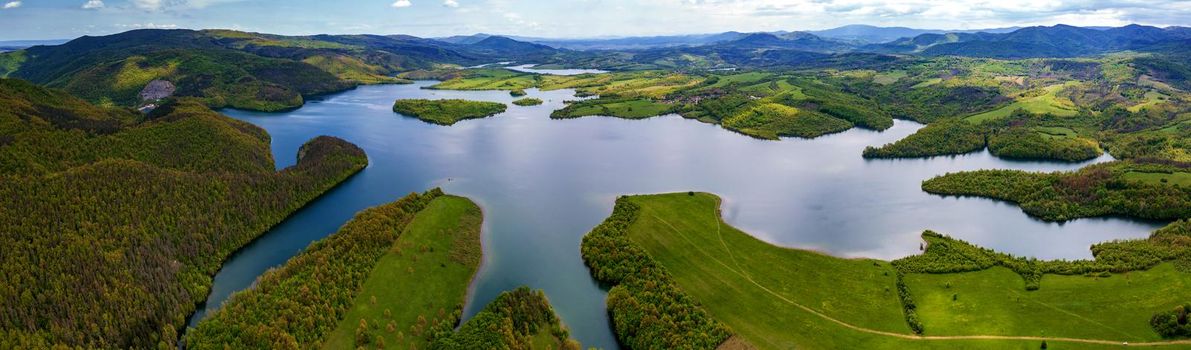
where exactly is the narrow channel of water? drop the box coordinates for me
[185,81,1163,349]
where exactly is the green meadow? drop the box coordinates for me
[552,98,673,119]
[606,192,1191,349]
[322,195,483,350]
[1121,171,1191,186]
[905,264,1191,341]
[966,83,1080,123]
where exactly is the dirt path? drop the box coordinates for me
[643,204,1191,347]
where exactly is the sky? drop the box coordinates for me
[0,0,1189,40]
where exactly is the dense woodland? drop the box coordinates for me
[863,119,987,158]
[922,160,1191,221]
[512,97,544,106]
[429,287,580,350]
[391,99,508,126]
[185,190,442,349]
[580,197,732,349]
[0,79,367,349]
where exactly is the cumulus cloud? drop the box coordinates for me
[392,0,411,8]
[82,0,105,9]
[2,1,20,9]
[443,0,459,7]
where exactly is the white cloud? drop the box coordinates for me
[642,0,1191,31]
[392,0,412,8]
[443,0,459,7]
[2,1,20,9]
[82,0,105,9]
[132,0,162,10]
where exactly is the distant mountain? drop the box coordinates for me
[518,25,1025,51]
[0,29,575,110]
[465,36,560,57]
[808,25,1019,44]
[437,33,493,45]
[527,32,747,50]
[0,38,69,48]
[863,24,1191,58]
[721,32,854,53]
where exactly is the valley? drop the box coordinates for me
[0,10,1189,349]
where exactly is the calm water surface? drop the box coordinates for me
[185,82,1163,348]
[505,64,608,75]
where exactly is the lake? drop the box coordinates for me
[184,81,1163,349]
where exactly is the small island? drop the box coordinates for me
[392,99,507,126]
[512,97,543,106]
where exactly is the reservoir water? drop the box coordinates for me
[185,81,1163,349]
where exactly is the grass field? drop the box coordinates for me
[544,72,703,98]
[555,98,672,119]
[904,264,1191,342]
[1129,91,1171,113]
[1121,171,1191,186]
[322,195,483,350]
[614,192,1191,349]
[873,70,908,85]
[699,72,773,90]
[1034,126,1078,138]
[966,83,1080,123]
[912,78,943,89]
[740,79,803,97]
[430,69,538,90]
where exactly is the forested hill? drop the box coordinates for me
[866,24,1191,58]
[0,78,369,349]
[0,29,573,111]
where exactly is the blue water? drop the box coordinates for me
[505,64,608,75]
[185,81,1163,349]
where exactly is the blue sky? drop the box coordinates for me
[0,0,1189,40]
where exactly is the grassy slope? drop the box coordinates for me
[553,98,673,119]
[905,264,1191,341]
[1122,171,1191,186]
[966,83,1079,123]
[624,193,908,348]
[721,102,853,139]
[430,69,539,90]
[615,192,1183,349]
[322,195,483,349]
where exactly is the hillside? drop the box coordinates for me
[0,78,368,348]
[866,24,1191,58]
[0,29,570,111]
